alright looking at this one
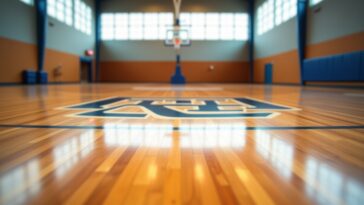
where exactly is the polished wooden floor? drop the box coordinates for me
[0,83,364,205]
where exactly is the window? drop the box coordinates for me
[115,13,128,40]
[257,0,274,35]
[275,0,297,26]
[101,14,114,40]
[234,14,249,40]
[220,13,235,40]
[48,0,73,26]
[64,0,73,26]
[181,12,248,40]
[310,0,324,6]
[190,13,205,40]
[19,0,33,6]
[205,13,219,40]
[129,13,143,40]
[101,12,173,41]
[74,0,92,35]
[257,0,297,36]
[101,12,248,41]
[144,13,159,40]
[47,0,92,35]
[158,13,174,39]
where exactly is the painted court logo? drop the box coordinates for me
[60,97,298,119]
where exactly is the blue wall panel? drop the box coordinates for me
[360,51,364,81]
[303,51,364,82]
[264,63,273,84]
[340,52,361,80]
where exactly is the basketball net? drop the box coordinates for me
[173,36,181,49]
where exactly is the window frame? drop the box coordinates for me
[310,0,324,6]
[47,0,74,26]
[74,0,92,35]
[257,0,298,36]
[100,12,249,41]
[19,0,34,6]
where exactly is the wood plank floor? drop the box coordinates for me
[0,83,363,205]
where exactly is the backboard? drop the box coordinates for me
[164,29,191,48]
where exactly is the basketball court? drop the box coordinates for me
[0,0,364,204]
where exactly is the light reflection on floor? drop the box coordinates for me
[103,123,247,149]
[255,130,294,179]
[180,123,246,148]
[305,156,364,205]
[254,130,364,205]
[0,123,363,205]
[0,130,97,204]
[104,123,173,148]
[0,159,41,205]
[52,130,95,178]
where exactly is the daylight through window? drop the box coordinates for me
[101,12,248,41]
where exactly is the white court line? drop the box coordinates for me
[133,87,223,91]
[344,93,364,97]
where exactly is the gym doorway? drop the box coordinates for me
[80,57,93,83]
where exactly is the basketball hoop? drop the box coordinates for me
[165,0,190,49]
[168,0,188,84]
[164,29,191,48]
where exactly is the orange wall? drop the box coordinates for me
[306,31,364,59]
[254,50,300,84]
[3,31,363,84]
[44,49,80,83]
[100,61,249,83]
[254,31,364,84]
[0,36,82,83]
[0,37,37,83]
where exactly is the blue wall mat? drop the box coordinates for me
[303,50,363,82]
[37,71,48,84]
[264,63,273,84]
[361,51,364,81]
[23,70,37,84]
[334,52,361,80]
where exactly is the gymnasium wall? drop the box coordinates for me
[0,0,95,84]
[46,0,95,83]
[0,0,37,83]
[305,0,364,58]
[100,0,250,83]
[254,0,364,84]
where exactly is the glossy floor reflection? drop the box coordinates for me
[1,124,363,205]
[0,84,363,205]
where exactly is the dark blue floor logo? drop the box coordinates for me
[59,97,298,119]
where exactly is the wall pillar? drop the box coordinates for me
[248,0,255,83]
[297,0,308,85]
[95,0,101,82]
[35,0,47,73]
